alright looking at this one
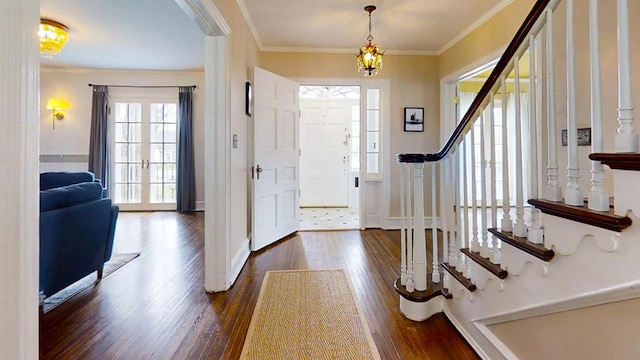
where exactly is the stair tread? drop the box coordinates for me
[441,263,476,292]
[529,198,632,232]
[488,228,555,261]
[460,248,508,279]
[394,272,446,303]
[590,153,640,171]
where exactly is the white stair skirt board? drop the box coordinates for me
[399,295,444,322]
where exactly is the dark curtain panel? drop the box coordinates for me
[88,85,110,191]
[177,86,196,212]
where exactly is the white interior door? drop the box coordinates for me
[251,67,300,251]
[299,99,351,207]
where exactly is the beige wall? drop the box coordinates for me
[262,53,440,218]
[489,297,640,359]
[40,68,206,205]
[213,0,262,257]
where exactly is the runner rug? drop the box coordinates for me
[240,269,381,360]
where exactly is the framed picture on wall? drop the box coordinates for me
[404,107,424,132]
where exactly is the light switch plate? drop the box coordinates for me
[233,134,238,148]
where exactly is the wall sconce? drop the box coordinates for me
[46,98,69,129]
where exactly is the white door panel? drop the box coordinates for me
[252,67,300,251]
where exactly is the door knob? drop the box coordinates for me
[256,164,263,180]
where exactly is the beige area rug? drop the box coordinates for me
[240,269,381,360]
[42,252,140,313]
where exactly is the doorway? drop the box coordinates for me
[298,85,360,230]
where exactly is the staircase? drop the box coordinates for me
[395,0,640,358]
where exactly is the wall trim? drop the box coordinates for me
[474,323,519,360]
[40,154,89,163]
[195,201,205,212]
[229,238,251,286]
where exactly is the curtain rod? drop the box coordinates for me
[88,83,196,89]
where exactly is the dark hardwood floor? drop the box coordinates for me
[40,212,479,359]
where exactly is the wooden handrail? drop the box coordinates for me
[398,0,552,163]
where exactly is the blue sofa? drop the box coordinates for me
[40,172,119,298]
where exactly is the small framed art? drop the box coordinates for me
[404,107,424,132]
[245,81,253,116]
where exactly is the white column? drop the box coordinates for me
[0,0,40,358]
[545,9,563,202]
[414,163,428,291]
[529,35,544,245]
[479,112,490,258]
[470,127,481,251]
[489,95,498,262]
[501,76,513,235]
[431,163,440,283]
[565,0,584,206]
[405,164,414,292]
[400,163,407,285]
[513,56,528,237]
[587,0,610,211]
[462,135,471,278]
[615,0,639,152]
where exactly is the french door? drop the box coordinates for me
[111,95,178,211]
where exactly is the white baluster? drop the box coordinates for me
[441,161,449,265]
[513,56,528,237]
[565,0,584,206]
[450,153,459,269]
[489,95,498,262]
[431,163,440,283]
[405,164,414,292]
[462,135,471,278]
[400,163,407,285]
[529,35,544,245]
[545,9,563,202]
[588,0,610,211]
[414,163,428,291]
[479,112,490,258]
[470,126,481,251]
[615,0,638,153]
[501,76,513,237]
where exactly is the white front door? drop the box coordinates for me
[251,67,300,251]
[299,99,351,207]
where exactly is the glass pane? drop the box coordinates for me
[367,110,379,131]
[150,123,164,143]
[367,153,379,174]
[351,153,360,170]
[149,163,164,183]
[150,144,165,163]
[128,164,142,182]
[164,184,176,203]
[115,123,128,142]
[367,89,380,109]
[114,103,129,123]
[129,103,142,123]
[114,184,127,203]
[367,131,379,153]
[129,143,142,162]
[164,104,177,123]
[114,143,128,162]
[150,184,162,203]
[128,184,141,203]
[164,144,177,162]
[114,164,128,182]
[164,163,177,182]
[129,123,142,142]
[351,137,360,153]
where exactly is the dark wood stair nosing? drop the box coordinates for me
[441,262,476,292]
[528,198,632,232]
[488,228,555,262]
[394,274,444,303]
[590,153,640,171]
[460,248,508,279]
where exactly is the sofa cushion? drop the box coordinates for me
[40,171,96,191]
[40,182,104,212]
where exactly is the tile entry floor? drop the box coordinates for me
[299,207,360,231]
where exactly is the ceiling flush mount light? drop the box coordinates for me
[47,98,69,129]
[356,5,384,77]
[39,18,69,58]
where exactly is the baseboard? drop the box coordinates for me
[443,306,492,360]
[229,238,250,287]
[195,201,205,212]
[386,216,440,230]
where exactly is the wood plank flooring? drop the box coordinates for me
[40,212,479,359]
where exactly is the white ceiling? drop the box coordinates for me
[40,0,511,70]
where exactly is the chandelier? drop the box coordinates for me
[356,5,384,77]
[39,18,69,58]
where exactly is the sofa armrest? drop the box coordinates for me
[40,171,96,191]
[103,204,119,262]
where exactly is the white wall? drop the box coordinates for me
[40,68,205,208]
